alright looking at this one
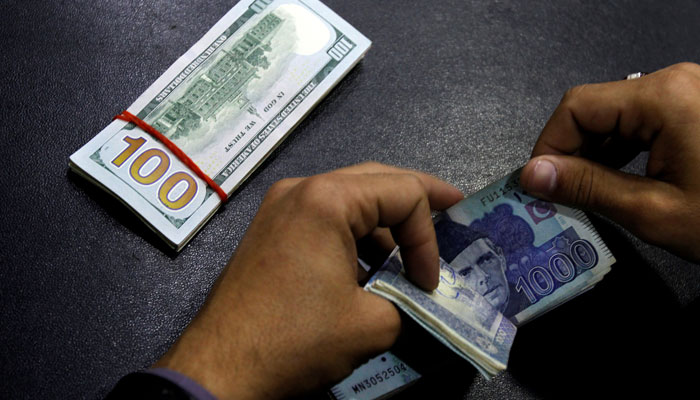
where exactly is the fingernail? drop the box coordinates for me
[528,159,557,195]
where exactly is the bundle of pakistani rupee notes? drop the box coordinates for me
[67,0,616,396]
[70,0,371,250]
[365,170,615,378]
[331,171,615,399]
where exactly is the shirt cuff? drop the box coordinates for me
[146,368,217,400]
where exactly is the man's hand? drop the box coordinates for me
[154,162,463,399]
[520,62,700,262]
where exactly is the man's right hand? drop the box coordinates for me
[153,162,463,399]
[519,62,700,262]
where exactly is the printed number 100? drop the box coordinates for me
[112,136,198,210]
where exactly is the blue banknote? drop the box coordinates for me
[365,169,615,377]
[367,251,517,378]
[436,170,615,324]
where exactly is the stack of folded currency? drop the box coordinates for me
[69,0,370,250]
[365,170,615,378]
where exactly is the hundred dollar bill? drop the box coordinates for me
[365,169,615,377]
[69,0,371,250]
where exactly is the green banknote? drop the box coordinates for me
[70,0,371,250]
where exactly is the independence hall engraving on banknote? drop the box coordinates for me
[152,13,283,140]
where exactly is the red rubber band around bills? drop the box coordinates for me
[113,110,228,203]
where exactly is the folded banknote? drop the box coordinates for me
[70,0,370,250]
[365,169,615,378]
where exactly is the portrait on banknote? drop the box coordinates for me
[438,189,610,324]
[434,215,527,318]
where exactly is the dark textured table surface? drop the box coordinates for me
[2,1,700,398]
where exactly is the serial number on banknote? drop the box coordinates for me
[479,175,520,206]
[348,363,409,394]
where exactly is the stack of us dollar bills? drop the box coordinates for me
[364,170,615,379]
[69,0,370,250]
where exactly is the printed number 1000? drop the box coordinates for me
[515,239,598,304]
[112,136,198,210]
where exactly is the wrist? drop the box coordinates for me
[106,369,214,400]
[153,310,269,400]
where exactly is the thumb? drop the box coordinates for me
[520,155,681,244]
[351,290,401,353]
[330,290,400,373]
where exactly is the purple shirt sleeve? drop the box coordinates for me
[146,368,218,400]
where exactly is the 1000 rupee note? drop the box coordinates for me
[70,0,370,250]
[434,170,615,325]
[365,169,615,378]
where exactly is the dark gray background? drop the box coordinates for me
[1,0,699,398]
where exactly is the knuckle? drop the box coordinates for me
[654,66,700,99]
[567,164,597,208]
[265,178,296,201]
[628,191,678,242]
[561,84,588,106]
[396,174,429,209]
[401,172,425,191]
[294,175,346,217]
[646,191,681,224]
[668,62,700,75]
[558,84,592,118]
[358,160,384,169]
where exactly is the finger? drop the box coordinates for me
[330,173,442,290]
[332,161,415,175]
[331,162,464,210]
[520,155,682,244]
[532,79,657,159]
[533,63,700,162]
